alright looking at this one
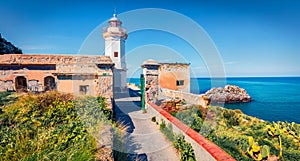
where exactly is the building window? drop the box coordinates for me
[176,80,184,86]
[57,75,72,80]
[114,52,118,57]
[79,85,89,95]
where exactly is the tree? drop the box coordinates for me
[0,33,23,54]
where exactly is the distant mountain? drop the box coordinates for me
[0,33,22,54]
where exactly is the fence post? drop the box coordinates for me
[140,74,145,112]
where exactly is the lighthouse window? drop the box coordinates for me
[114,52,118,57]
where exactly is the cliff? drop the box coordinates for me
[0,33,22,54]
[205,85,252,103]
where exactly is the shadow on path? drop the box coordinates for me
[114,101,136,133]
[114,89,148,161]
[113,89,179,161]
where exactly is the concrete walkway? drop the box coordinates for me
[114,89,180,161]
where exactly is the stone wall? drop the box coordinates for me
[98,76,113,97]
[0,80,13,91]
[98,76,113,109]
[0,54,113,65]
[147,102,235,161]
[0,69,56,92]
[158,63,190,93]
[141,62,160,103]
[28,80,43,92]
[145,75,159,102]
[160,88,209,108]
[56,63,98,74]
[0,54,114,97]
[57,76,96,95]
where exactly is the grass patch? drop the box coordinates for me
[173,106,300,160]
[0,91,115,160]
[160,120,196,161]
[0,91,18,106]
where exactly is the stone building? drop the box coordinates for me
[158,63,190,93]
[0,13,129,109]
[0,54,114,98]
[141,59,190,102]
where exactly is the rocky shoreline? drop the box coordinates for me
[205,85,252,103]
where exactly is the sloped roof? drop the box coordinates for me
[0,54,113,65]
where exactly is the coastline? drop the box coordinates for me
[128,77,300,123]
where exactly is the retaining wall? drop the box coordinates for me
[147,102,236,161]
[160,88,209,108]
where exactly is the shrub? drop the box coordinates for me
[175,107,203,132]
[222,110,240,127]
[0,91,17,106]
[0,92,113,160]
[151,116,156,122]
[174,135,196,161]
[159,120,196,161]
[160,120,175,142]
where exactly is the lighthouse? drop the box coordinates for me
[103,13,128,92]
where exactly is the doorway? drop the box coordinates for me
[15,76,27,92]
[44,76,56,91]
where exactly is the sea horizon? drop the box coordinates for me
[128,76,300,79]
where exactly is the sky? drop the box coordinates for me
[0,0,299,78]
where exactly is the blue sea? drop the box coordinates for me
[128,77,300,123]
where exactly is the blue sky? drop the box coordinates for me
[0,0,299,77]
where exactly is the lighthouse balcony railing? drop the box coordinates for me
[103,27,127,34]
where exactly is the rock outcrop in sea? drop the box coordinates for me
[205,85,252,103]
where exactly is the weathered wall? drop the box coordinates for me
[141,63,160,102]
[160,88,209,108]
[70,79,96,96]
[112,68,127,92]
[0,80,13,91]
[98,76,113,109]
[57,79,73,93]
[158,63,190,93]
[98,76,113,98]
[142,61,191,103]
[145,74,159,102]
[147,102,236,161]
[55,62,114,98]
[0,54,113,65]
[0,68,56,92]
[0,54,114,97]
[28,79,43,92]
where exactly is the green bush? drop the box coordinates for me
[160,120,175,142]
[175,107,203,132]
[174,135,196,161]
[159,120,196,161]
[222,110,240,127]
[0,92,113,160]
[167,105,300,160]
[151,116,156,122]
[0,91,17,106]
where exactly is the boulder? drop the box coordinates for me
[205,85,252,103]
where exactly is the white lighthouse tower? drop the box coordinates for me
[103,13,128,92]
